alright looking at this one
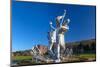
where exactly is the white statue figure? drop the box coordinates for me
[55,10,70,62]
[58,10,70,48]
[48,21,56,51]
[47,10,70,62]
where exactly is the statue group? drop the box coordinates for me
[31,10,73,63]
[48,10,70,62]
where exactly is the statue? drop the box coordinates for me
[48,10,70,62]
[31,10,71,63]
[48,21,56,51]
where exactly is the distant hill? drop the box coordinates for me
[66,39,95,45]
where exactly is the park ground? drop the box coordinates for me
[12,53,96,66]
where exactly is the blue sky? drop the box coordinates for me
[12,1,96,51]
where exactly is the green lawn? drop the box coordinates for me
[13,54,96,61]
[79,54,96,59]
[13,56,32,61]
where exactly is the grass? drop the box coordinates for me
[12,54,96,66]
[13,56,32,61]
[79,54,96,59]
[13,54,96,62]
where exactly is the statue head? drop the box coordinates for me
[59,18,70,33]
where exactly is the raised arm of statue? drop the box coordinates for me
[60,10,67,26]
[50,21,55,30]
[55,10,67,28]
[67,18,70,23]
[63,10,66,19]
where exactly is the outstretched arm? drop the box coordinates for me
[50,21,55,30]
[61,10,67,26]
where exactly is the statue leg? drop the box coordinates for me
[50,43,53,50]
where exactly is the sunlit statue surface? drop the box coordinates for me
[31,10,71,63]
[48,10,70,62]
